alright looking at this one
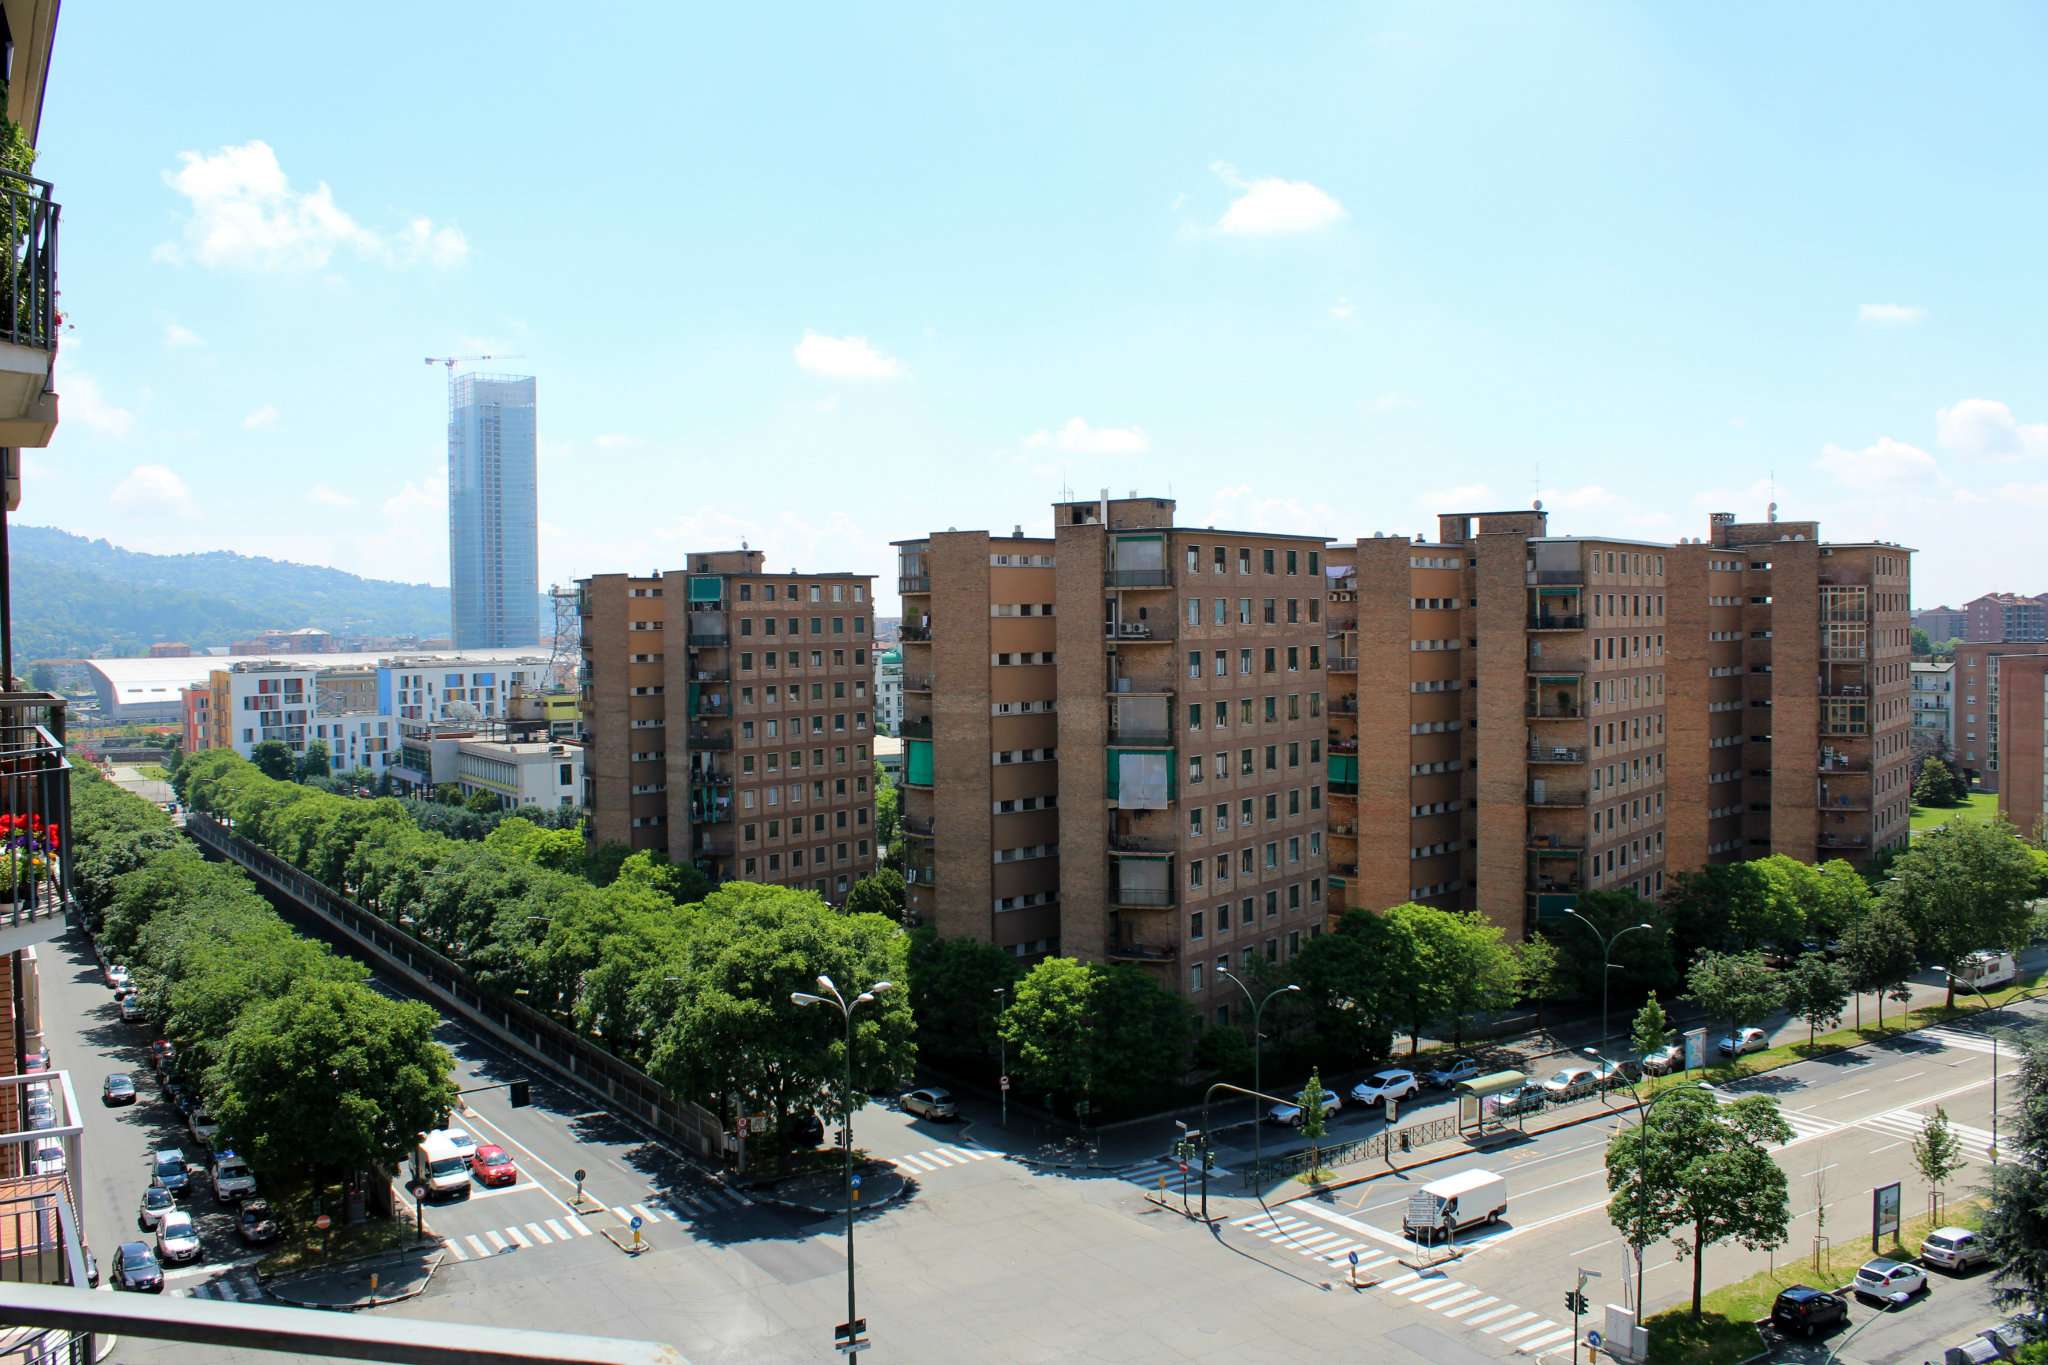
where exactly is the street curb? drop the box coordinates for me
[743,1166,911,1216]
[263,1248,446,1312]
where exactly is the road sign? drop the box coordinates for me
[574,1168,587,1184]
[1873,1181,1902,1249]
[851,1174,862,1189]
[315,1214,331,1231]
[1348,1250,1359,1266]
[629,1215,643,1231]
[1587,1330,1602,1348]
[1683,1027,1708,1071]
[1000,1075,1010,1092]
[835,1343,870,1356]
[835,1320,866,1342]
[1385,1096,1398,1124]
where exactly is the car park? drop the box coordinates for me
[1639,1043,1684,1075]
[151,1148,191,1199]
[1921,1226,1992,1273]
[154,1210,201,1265]
[1771,1285,1849,1338]
[236,1199,281,1246]
[1350,1069,1421,1105]
[472,1144,517,1187]
[102,1072,136,1105]
[1542,1065,1599,1099]
[1425,1057,1483,1089]
[1719,1027,1768,1056]
[111,1241,163,1293]
[211,1150,257,1202]
[1853,1256,1927,1305]
[902,1087,959,1121]
[1266,1089,1343,1127]
[137,1185,175,1231]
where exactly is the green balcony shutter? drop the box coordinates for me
[688,576,725,603]
[1329,754,1358,785]
[906,740,934,786]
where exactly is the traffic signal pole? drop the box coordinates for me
[1197,1080,1299,1223]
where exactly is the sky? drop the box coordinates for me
[27,3,2048,617]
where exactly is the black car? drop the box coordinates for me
[1772,1285,1848,1338]
[782,1112,825,1148]
[102,1072,137,1105]
[111,1240,163,1293]
[236,1199,281,1246]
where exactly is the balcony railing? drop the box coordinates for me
[1107,941,1177,962]
[1817,756,1870,773]
[1817,834,1870,850]
[1531,570,1583,585]
[687,669,730,684]
[899,575,931,594]
[905,865,937,886]
[1106,621,1175,642]
[899,719,933,740]
[1526,704,1583,719]
[1104,569,1171,589]
[1329,698,1358,715]
[1108,728,1172,747]
[694,831,735,857]
[0,694,71,925]
[902,815,935,839]
[686,626,729,647]
[1528,838,1585,854]
[1109,884,1176,909]
[1328,657,1358,673]
[1328,739,1358,754]
[1527,786,1586,807]
[0,173,59,352]
[1527,614,1586,630]
[1108,835,1175,856]
[686,729,732,750]
[899,625,932,643]
[692,694,730,717]
[1328,821,1358,836]
[1528,743,1586,763]
[904,675,933,693]
[690,770,733,788]
[691,799,734,824]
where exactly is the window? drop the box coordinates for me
[1187,545,1200,573]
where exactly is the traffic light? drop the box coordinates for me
[1565,1290,1588,1315]
[508,1080,531,1108]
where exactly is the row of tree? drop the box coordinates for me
[70,767,457,1193]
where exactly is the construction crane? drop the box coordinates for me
[424,353,525,426]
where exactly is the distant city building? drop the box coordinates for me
[873,733,903,782]
[1997,655,2048,841]
[1910,659,1956,763]
[87,646,547,725]
[146,641,192,658]
[448,373,540,649]
[1964,592,2048,644]
[875,647,903,734]
[1952,641,2048,788]
[227,627,337,655]
[454,735,583,811]
[1913,605,1968,645]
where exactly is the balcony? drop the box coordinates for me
[1527,785,1586,807]
[1327,656,1358,673]
[686,728,732,750]
[1528,837,1585,854]
[1817,834,1870,850]
[1530,569,1582,586]
[690,796,734,824]
[905,865,937,886]
[1104,569,1172,589]
[1106,941,1177,962]
[1332,861,1359,878]
[1329,698,1358,715]
[1105,620,1175,642]
[0,694,71,930]
[0,173,60,447]
[899,718,933,740]
[694,830,735,857]
[1817,756,1870,773]
[1528,743,1586,764]
[1109,881,1176,909]
[692,693,730,717]
[902,815,935,840]
[904,675,933,693]
[1108,727,1172,748]
[1527,614,1587,631]
[1526,703,1584,719]
[689,769,733,789]
[899,624,932,643]
[1328,820,1358,836]
[1329,738,1358,755]
[899,575,931,594]
[686,625,729,648]
[687,669,730,684]
[1108,834,1175,856]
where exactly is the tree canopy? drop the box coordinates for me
[1883,818,2038,1005]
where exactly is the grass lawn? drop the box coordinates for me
[1646,1199,1986,1364]
[1910,790,2000,833]
[253,1184,427,1279]
[134,763,170,781]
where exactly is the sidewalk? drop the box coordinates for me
[263,1245,443,1311]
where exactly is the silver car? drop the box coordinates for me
[1920,1226,1991,1273]
[901,1088,958,1121]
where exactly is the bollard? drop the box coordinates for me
[369,1273,379,1296]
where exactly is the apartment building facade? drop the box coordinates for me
[892,531,1062,961]
[875,647,904,735]
[448,373,540,649]
[1666,514,1913,869]
[1965,592,2048,644]
[1952,641,2048,790]
[1995,655,2048,842]
[1913,605,1967,645]
[1910,660,1956,761]
[579,554,879,901]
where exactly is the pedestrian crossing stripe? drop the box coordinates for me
[1918,1027,2000,1055]
[184,1273,261,1302]
[441,1214,595,1260]
[889,1144,999,1174]
[1857,1108,1996,1156]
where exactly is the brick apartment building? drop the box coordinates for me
[1913,605,1967,645]
[1964,592,2048,644]
[1996,655,2048,841]
[1953,641,2048,790]
[578,553,880,901]
[1666,514,1914,870]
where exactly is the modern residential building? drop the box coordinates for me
[1996,655,2048,842]
[1952,641,2048,789]
[1910,659,1957,762]
[892,529,1063,962]
[1964,592,2048,644]
[875,646,904,734]
[578,554,879,901]
[453,735,582,811]
[227,627,337,655]
[1913,605,1968,646]
[1666,513,1914,871]
[447,372,540,649]
[83,646,546,725]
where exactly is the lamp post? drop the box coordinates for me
[992,986,1008,1129]
[792,974,893,1352]
[1562,908,1653,1049]
[1945,973,2001,1167]
[1219,970,1299,1170]
[1614,1079,1715,1315]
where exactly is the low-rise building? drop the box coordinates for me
[1913,605,1967,645]
[1952,642,2048,789]
[1964,593,2048,644]
[455,736,583,812]
[873,733,903,782]
[1910,659,1956,764]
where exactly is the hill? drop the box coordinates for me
[8,525,453,659]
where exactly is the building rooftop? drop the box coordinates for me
[86,647,549,710]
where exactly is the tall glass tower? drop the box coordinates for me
[447,373,539,648]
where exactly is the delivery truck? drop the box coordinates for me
[1400,1168,1507,1237]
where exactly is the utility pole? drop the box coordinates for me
[992,986,1008,1129]
[1568,1267,1598,1363]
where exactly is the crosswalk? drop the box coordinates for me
[1761,1100,1997,1161]
[1116,1155,1232,1189]
[441,1211,597,1260]
[889,1143,1002,1176]
[184,1271,263,1302]
[1918,1025,2002,1056]
[1231,1209,1575,1355]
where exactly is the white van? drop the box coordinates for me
[1401,1168,1507,1237]
[412,1133,471,1200]
[1949,950,2018,992]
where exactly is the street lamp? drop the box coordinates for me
[1942,971,2003,1168]
[1613,1079,1715,1315]
[792,974,893,1352]
[992,986,1009,1129]
[1562,908,1654,1049]
[1219,970,1300,1169]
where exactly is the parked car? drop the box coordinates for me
[26,1096,56,1128]
[472,1144,518,1188]
[901,1088,959,1121]
[1491,1081,1550,1116]
[118,995,145,1024]
[162,1080,195,1116]
[782,1111,825,1148]
[1921,1226,1993,1273]
[431,1127,478,1166]
[1771,1285,1849,1338]
[236,1199,281,1246]
[1266,1089,1343,1127]
[148,1039,175,1074]
[112,1240,163,1293]
[137,1185,176,1231]
[1592,1059,1640,1089]
[1542,1065,1600,1100]
[1350,1069,1421,1105]
[22,1045,49,1072]
[188,1109,220,1146]
[1425,1057,1484,1089]
[211,1151,257,1202]
[1638,1043,1684,1076]
[1853,1256,1928,1305]
[30,1139,65,1175]
[1719,1027,1768,1056]
[151,1148,192,1200]
[105,964,131,991]
[103,1072,137,1106]
[154,1210,201,1265]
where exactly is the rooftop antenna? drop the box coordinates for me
[1058,480,1075,503]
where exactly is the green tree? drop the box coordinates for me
[1605,1087,1794,1315]
[249,740,296,782]
[1839,902,1918,1029]
[1983,1040,2048,1321]
[1299,1068,1329,1177]
[905,929,1020,1070]
[1385,902,1520,1051]
[611,849,709,904]
[1911,1107,1967,1220]
[464,788,503,814]
[842,867,907,921]
[1912,626,1932,656]
[1914,756,1961,808]
[1290,910,1404,1063]
[874,761,899,848]
[208,977,456,1188]
[1513,932,1566,1027]
[296,739,331,781]
[432,782,464,806]
[1884,819,2038,1006]
[1554,891,1679,1005]
[1782,952,1850,1047]
[1683,950,1782,1042]
[998,957,1189,1116]
[1630,991,1672,1061]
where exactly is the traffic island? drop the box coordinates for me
[600,1222,654,1256]
[264,1245,445,1311]
[746,1161,907,1215]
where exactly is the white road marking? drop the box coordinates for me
[524,1221,552,1244]
[442,1238,468,1261]
[1406,1282,1468,1306]
[465,1234,491,1259]
[1391,1275,1454,1297]
[544,1219,569,1239]
[1426,1286,1484,1311]
[483,1231,509,1251]
[1485,1310,1539,1335]
[1520,1327,1576,1353]
[503,1225,531,1248]
[1500,1318,1559,1344]
[1570,1237,1616,1255]
[568,1215,593,1237]
[628,1203,659,1223]
[1442,1294,1499,1319]
[1465,1304,1519,1326]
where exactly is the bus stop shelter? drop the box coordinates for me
[1455,1070,1528,1136]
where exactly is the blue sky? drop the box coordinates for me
[29,2,2048,615]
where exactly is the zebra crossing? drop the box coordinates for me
[1231,1209,1575,1354]
[1860,1107,1998,1160]
[1918,1025,2002,1056]
[183,1271,263,1302]
[889,1142,1002,1176]
[1116,1154,1232,1188]
[441,1210,598,1260]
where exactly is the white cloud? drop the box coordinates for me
[155,140,468,272]
[242,404,278,431]
[1210,162,1346,237]
[1935,398,2048,460]
[1952,488,1989,505]
[1815,435,1938,484]
[1370,392,1416,413]
[593,433,644,450]
[1728,417,1746,429]
[1329,298,1355,321]
[110,464,195,517]
[66,372,135,437]
[792,330,903,380]
[163,323,204,349]
[1196,484,1339,537]
[306,483,356,509]
[1858,303,1926,326]
[1994,481,2048,508]
[1021,418,1150,456]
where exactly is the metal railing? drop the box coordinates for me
[1243,1111,1465,1185]
[1106,942,1176,961]
[898,575,931,594]
[899,625,932,643]
[1327,657,1358,673]
[1108,727,1172,747]
[686,729,731,750]
[0,694,71,927]
[898,719,933,740]
[1528,744,1586,763]
[1531,570,1583,585]
[1527,787,1587,806]
[1105,621,1175,641]
[903,675,933,692]
[0,172,59,352]
[1108,834,1174,855]
[686,628,729,647]
[900,815,935,838]
[1104,569,1172,589]
[1526,704,1583,718]
[0,1183,92,1365]
[1527,614,1586,630]
[1109,885,1175,908]
[692,695,730,716]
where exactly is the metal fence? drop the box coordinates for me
[0,1157,94,1364]
[0,693,71,929]
[0,171,58,351]
[184,815,726,1161]
[1241,1111,1467,1185]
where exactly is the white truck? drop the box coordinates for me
[412,1132,471,1201]
[1401,1168,1507,1238]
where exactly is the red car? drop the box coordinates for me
[148,1040,175,1074]
[472,1144,517,1188]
